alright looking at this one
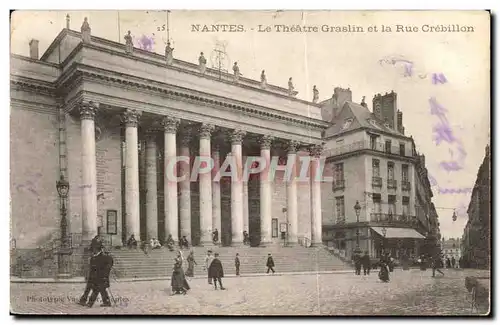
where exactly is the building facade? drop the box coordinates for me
[461,144,491,269]
[11,24,332,252]
[440,237,461,264]
[320,89,440,260]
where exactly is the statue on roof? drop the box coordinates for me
[260,70,267,89]
[361,96,367,107]
[66,14,70,30]
[312,85,319,103]
[233,62,241,82]
[81,17,91,43]
[288,77,295,96]
[124,31,133,54]
[198,52,207,73]
[165,41,174,65]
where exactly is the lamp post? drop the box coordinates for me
[354,200,362,255]
[56,175,72,278]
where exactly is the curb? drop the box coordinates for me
[11,269,353,284]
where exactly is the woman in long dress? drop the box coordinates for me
[185,251,197,277]
[378,257,390,283]
[170,252,190,295]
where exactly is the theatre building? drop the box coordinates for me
[10,20,440,277]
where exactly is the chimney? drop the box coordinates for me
[29,39,39,60]
[397,110,405,134]
[372,91,398,129]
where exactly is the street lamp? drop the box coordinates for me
[56,175,72,278]
[354,200,362,255]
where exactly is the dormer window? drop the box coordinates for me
[342,118,353,130]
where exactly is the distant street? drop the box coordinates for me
[11,268,489,315]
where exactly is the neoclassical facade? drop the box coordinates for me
[11,25,331,249]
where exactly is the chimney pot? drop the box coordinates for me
[29,39,39,60]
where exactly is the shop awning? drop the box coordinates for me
[371,227,425,239]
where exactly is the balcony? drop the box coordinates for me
[402,181,411,191]
[333,179,345,191]
[323,140,415,158]
[336,217,346,225]
[370,213,419,226]
[372,176,382,188]
[387,179,397,189]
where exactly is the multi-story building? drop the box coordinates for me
[461,144,491,269]
[441,237,461,263]
[320,88,440,260]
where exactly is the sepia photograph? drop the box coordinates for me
[9,9,491,316]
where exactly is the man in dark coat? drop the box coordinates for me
[86,246,114,307]
[266,253,275,274]
[90,235,102,254]
[361,251,371,275]
[78,237,103,305]
[208,253,225,290]
[235,253,240,276]
[353,252,362,275]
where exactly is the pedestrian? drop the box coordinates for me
[126,234,137,249]
[446,257,451,269]
[165,234,175,251]
[266,253,275,274]
[353,252,362,275]
[235,253,240,276]
[171,252,190,295]
[362,251,371,275]
[212,228,219,245]
[208,252,226,290]
[185,250,197,277]
[451,256,456,268]
[85,245,114,307]
[205,250,214,285]
[378,258,390,283]
[431,255,445,277]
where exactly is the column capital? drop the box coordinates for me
[259,135,274,150]
[162,116,180,133]
[122,109,142,128]
[199,123,215,139]
[287,140,301,154]
[309,143,324,157]
[230,129,246,145]
[79,101,99,120]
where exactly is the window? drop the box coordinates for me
[370,135,377,149]
[372,159,380,177]
[372,193,382,213]
[385,140,392,153]
[342,118,353,130]
[402,197,410,217]
[387,162,395,180]
[336,196,345,221]
[272,218,278,238]
[388,195,396,216]
[402,164,409,182]
[106,210,118,235]
[399,143,405,156]
[334,163,344,182]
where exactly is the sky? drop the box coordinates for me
[10,10,490,239]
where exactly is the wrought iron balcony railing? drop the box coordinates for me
[387,179,398,189]
[333,179,345,191]
[372,176,382,188]
[402,181,411,191]
[323,141,415,158]
[335,217,346,225]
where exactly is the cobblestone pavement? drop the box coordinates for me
[10,269,490,316]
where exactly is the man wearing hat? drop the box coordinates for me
[204,250,214,285]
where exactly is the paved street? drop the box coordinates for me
[10,269,489,316]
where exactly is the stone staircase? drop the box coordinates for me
[110,245,349,278]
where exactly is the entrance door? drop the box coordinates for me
[248,178,261,246]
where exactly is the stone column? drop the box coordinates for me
[211,143,222,240]
[179,130,192,242]
[79,101,99,241]
[199,124,214,245]
[310,144,323,246]
[260,135,273,245]
[242,155,249,233]
[230,129,246,245]
[145,130,158,241]
[123,109,141,241]
[287,140,300,245]
[162,117,180,243]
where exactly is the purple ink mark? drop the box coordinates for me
[437,187,472,195]
[429,97,448,119]
[439,161,463,171]
[432,73,447,85]
[403,63,413,77]
[433,122,457,145]
[135,34,155,52]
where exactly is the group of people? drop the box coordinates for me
[78,235,115,308]
[126,234,190,252]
